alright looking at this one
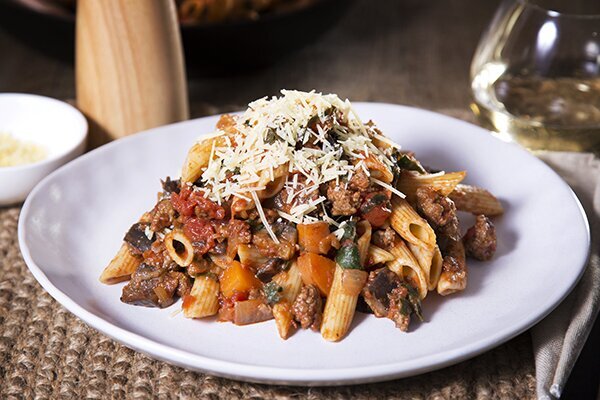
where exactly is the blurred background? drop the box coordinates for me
[0,0,498,117]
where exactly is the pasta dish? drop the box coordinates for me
[100,91,502,342]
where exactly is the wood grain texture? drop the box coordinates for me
[76,0,189,146]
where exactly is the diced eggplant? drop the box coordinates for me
[161,177,180,194]
[124,222,155,254]
[361,267,400,317]
[255,258,286,283]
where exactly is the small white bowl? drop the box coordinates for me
[0,93,88,205]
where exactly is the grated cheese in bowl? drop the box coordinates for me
[0,132,47,167]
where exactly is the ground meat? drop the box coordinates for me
[121,264,191,308]
[371,226,397,250]
[349,168,371,191]
[142,240,178,271]
[246,208,279,225]
[273,175,320,214]
[187,257,210,276]
[463,215,497,261]
[439,239,467,294]
[292,285,323,331]
[387,285,411,332]
[326,169,370,216]
[217,219,252,244]
[150,199,176,232]
[252,221,297,260]
[416,187,455,226]
[437,216,460,246]
[415,187,459,241]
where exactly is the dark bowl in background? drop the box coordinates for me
[0,0,352,75]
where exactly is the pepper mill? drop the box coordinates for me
[76,0,189,148]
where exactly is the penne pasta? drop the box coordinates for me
[437,240,467,296]
[397,170,466,202]
[272,261,303,304]
[183,275,220,318]
[362,154,394,183]
[164,230,195,267]
[321,265,367,342]
[430,246,443,291]
[386,239,428,299]
[390,197,437,250]
[181,135,224,183]
[99,243,141,284]
[272,300,295,340]
[406,243,443,291]
[367,245,395,265]
[449,184,504,216]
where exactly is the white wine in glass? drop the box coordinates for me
[471,0,600,153]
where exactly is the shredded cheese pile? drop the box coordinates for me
[198,90,400,238]
[0,132,47,167]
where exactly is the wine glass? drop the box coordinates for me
[470,0,600,153]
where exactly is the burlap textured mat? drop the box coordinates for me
[0,109,536,399]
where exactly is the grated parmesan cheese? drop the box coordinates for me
[0,132,47,167]
[195,90,401,224]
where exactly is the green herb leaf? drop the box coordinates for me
[397,154,426,174]
[264,129,280,144]
[335,243,362,270]
[263,281,283,305]
[341,220,357,241]
[401,282,423,321]
[360,193,389,214]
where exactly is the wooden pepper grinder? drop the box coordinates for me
[76,0,189,148]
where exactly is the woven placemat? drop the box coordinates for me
[0,109,537,400]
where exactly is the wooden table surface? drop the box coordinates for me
[0,0,597,398]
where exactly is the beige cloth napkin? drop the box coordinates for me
[532,152,600,400]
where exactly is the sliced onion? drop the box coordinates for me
[153,286,171,305]
[341,269,368,296]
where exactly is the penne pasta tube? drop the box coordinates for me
[449,184,504,216]
[164,230,194,267]
[99,243,141,284]
[272,261,303,304]
[321,265,367,342]
[367,245,395,265]
[272,300,295,340]
[386,239,428,299]
[397,171,466,203]
[429,246,443,291]
[437,240,467,296]
[406,242,444,291]
[362,154,394,183]
[356,221,372,267]
[181,135,224,183]
[390,197,437,250]
[182,275,220,318]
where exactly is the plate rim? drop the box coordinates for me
[17,103,591,386]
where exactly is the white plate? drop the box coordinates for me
[18,104,590,386]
